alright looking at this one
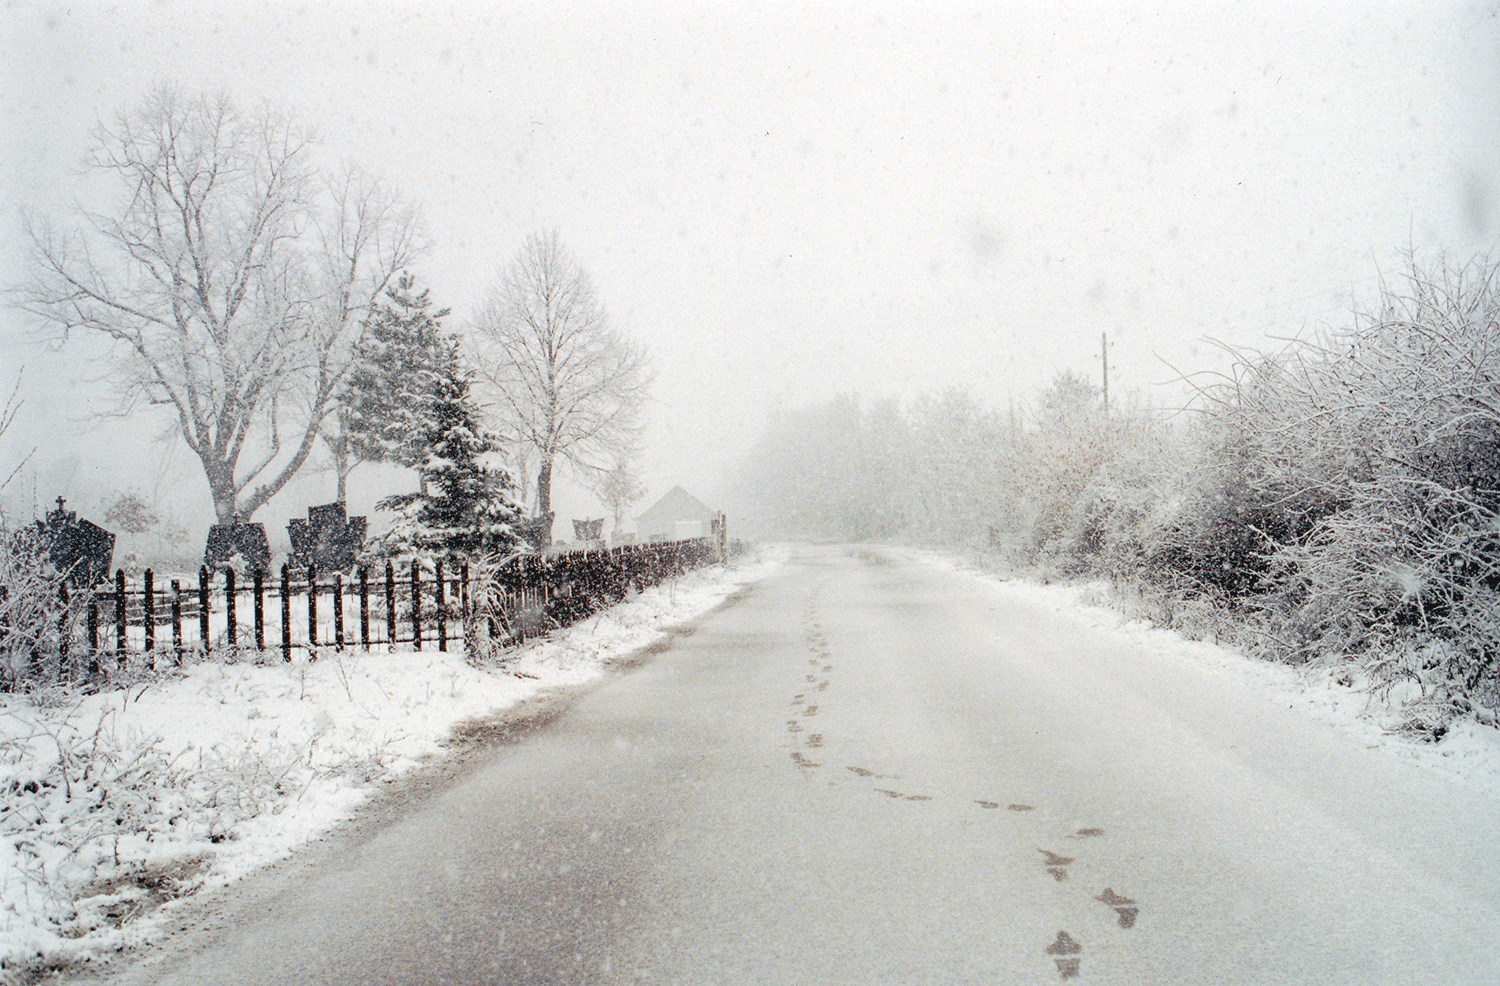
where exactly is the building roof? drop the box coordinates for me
[635,486,713,527]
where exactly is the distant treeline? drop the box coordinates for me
[730,254,1500,737]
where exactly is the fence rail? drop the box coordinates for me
[31,535,732,683]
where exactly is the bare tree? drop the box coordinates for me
[469,230,650,545]
[596,455,647,536]
[16,85,418,524]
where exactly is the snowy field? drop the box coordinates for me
[6,542,1499,982]
[0,548,786,982]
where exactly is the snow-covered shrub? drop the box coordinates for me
[1168,254,1500,729]
[460,552,514,667]
[998,373,1173,581]
[0,528,88,691]
[1135,348,1348,606]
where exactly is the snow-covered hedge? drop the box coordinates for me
[1025,254,1500,735]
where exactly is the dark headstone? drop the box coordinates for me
[573,518,604,542]
[308,501,347,530]
[35,498,114,587]
[287,502,365,571]
[518,513,555,553]
[288,518,313,562]
[204,523,271,574]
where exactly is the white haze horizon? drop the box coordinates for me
[2,0,1497,550]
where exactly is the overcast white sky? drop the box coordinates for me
[2,0,1498,538]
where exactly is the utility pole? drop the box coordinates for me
[1101,331,1109,414]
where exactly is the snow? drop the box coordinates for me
[910,547,1500,801]
[0,547,786,982]
[6,541,1498,982]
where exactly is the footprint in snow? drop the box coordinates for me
[1045,930,1082,979]
[1096,888,1139,928]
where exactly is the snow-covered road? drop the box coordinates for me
[84,543,1500,984]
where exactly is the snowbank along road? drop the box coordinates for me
[83,543,1500,984]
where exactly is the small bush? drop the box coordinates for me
[0,528,90,691]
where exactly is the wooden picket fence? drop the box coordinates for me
[59,535,730,678]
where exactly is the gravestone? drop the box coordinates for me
[35,497,114,587]
[517,512,555,553]
[204,522,271,575]
[287,502,366,571]
[572,518,604,542]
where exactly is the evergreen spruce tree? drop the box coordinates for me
[339,273,454,482]
[366,340,524,563]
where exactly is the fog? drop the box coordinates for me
[2,0,1497,549]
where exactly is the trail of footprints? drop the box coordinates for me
[788,585,1142,981]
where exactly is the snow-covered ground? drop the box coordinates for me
[0,547,786,982]
[6,541,1497,983]
[915,548,1500,802]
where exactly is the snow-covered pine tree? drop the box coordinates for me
[365,339,525,563]
[340,273,455,480]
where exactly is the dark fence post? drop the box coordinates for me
[224,567,237,649]
[411,560,422,650]
[254,569,265,652]
[359,566,370,649]
[334,573,345,651]
[198,566,210,657]
[436,558,447,652]
[307,565,318,659]
[114,569,127,669]
[171,579,183,665]
[280,565,292,662]
[143,568,155,659]
[87,595,99,676]
[56,582,70,678]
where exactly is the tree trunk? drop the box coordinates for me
[535,457,555,544]
[205,458,240,525]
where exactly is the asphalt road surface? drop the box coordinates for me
[98,544,1500,984]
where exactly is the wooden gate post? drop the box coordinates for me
[171,579,183,665]
[334,573,345,651]
[359,566,370,649]
[224,567,236,649]
[254,569,265,652]
[281,565,292,662]
[87,596,99,676]
[198,566,210,657]
[436,559,447,652]
[114,569,127,669]
[411,560,422,650]
[143,569,155,659]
